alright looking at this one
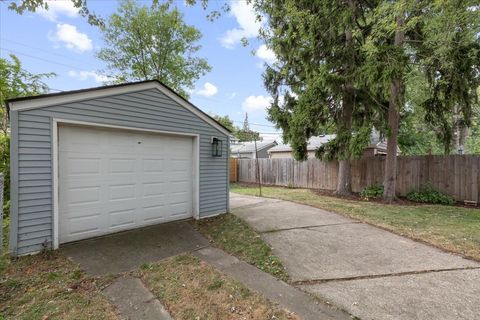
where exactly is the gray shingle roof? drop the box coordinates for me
[269,135,336,153]
[231,141,277,154]
[268,132,394,154]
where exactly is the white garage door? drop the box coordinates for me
[58,125,194,244]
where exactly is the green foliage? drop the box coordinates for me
[210,114,261,142]
[0,135,9,217]
[359,185,384,200]
[211,114,236,133]
[0,54,54,133]
[406,185,455,205]
[6,0,104,26]
[256,0,385,163]
[97,0,211,98]
[0,55,52,218]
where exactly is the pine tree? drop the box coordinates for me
[254,0,385,195]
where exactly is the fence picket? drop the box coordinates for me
[235,155,480,202]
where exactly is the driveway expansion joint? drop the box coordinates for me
[231,199,282,210]
[292,266,480,286]
[260,222,362,234]
[193,246,351,320]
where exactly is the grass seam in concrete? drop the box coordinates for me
[292,266,480,286]
[193,246,352,320]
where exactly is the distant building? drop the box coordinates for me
[231,141,278,159]
[268,132,398,159]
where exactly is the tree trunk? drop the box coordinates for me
[335,28,354,196]
[383,16,405,203]
[336,160,352,195]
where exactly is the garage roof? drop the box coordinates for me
[6,79,231,136]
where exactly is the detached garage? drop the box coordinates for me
[7,80,231,256]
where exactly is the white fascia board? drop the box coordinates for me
[9,82,231,136]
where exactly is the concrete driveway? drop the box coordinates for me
[61,221,209,275]
[231,193,480,320]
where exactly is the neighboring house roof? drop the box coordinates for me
[269,132,398,154]
[269,135,336,153]
[6,79,232,136]
[231,141,278,154]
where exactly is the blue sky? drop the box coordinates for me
[0,0,281,140]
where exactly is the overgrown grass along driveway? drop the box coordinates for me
[231,184,480,261]
[1,219,293,319]
[138,254,297,320]
[193,214,289,282]
[0,251,116,320]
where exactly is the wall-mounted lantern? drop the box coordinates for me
[211,137,222,157]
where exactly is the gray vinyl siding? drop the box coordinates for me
[10,88,228,255]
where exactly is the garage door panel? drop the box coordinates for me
[142,159,165,173]
[109,158,137,174]
[60,210,102,241]
[58,125,194,244]
[64,157,102,176]
[142,182,165,198]
[109,184,137,201]
[65,185,101,206]
[108,208,136,230]
[142,205,167,223]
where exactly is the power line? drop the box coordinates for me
[0,38,100,70]
[1,47,116,79]
[1,47,92,71]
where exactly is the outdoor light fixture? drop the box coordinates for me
[211,137,222,157]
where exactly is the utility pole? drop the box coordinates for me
[254,135,262,197]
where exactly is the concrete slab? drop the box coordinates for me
[229,192,273,209]
[104,276,172,320]
[230,193,480,319]
[263,223,478,282]
[300,269,480,320]
[193,246,351,320]
[62,221,209,275]
[232,196,353,232]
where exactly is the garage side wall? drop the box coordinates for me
[10,88,228,255]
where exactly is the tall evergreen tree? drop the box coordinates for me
[363,0,479,201]
[254,0,385,195]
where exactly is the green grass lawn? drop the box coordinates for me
[231,183,480,261]
[193,214,289,282]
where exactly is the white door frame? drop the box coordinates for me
[52,118,200,249]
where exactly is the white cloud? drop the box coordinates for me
[196,82,218,97]
[219,1,262,49]
[50,23,93,52]
[68,70,112,83]
[242,95,273,112]
[37,1,79,22]
[256,44,276,64]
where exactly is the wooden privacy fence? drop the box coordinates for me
[237,155,480,202]
[229,158,238,182]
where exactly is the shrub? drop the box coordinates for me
[0,135,10,217]
[406,185,455,205]
[0,135,9,217]
[359,184,384,200]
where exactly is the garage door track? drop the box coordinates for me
[231,193,480,320]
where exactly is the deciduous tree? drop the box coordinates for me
[97,0,211,98]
